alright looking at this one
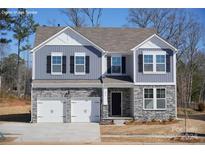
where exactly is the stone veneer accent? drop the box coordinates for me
[31,88,102,123]
[31,86,176,122]
[133,85,176,121]
[102,88,132,119]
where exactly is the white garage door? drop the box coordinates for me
[37,100,64,122]
[71,98,100,122]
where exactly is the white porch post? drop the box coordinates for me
[102,87,108,105]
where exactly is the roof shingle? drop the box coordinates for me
[34,26,156,52]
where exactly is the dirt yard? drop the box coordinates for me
[101,111,205,144]
[101,118,205,135]
[0,98,31,122]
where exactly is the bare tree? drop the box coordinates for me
[82,8,102,27]
[61,9,85,27]
[127,9,192,60]
[128,9,152,28]
[61,8,103,27]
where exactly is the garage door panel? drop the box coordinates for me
[71,98,100,122]
[37,100,64,123]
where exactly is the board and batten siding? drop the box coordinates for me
[35,45,102,80]
[135,49,174,82]
[126,54,133,81]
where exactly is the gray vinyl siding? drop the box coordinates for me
[135,49,174,82]
[35,45,102,80]
[126,54,133,80]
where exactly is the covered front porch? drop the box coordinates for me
[101,76,134,120]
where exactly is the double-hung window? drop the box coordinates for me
[51,52,62,75]
[75,52,85,75]
[143,52,166,73]
[156,55,166,72]
[144,88,166,110]
[144,55,153,72]
[111,56,121,74]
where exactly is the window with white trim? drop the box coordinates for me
[51,53,62,74]
[111,56,121,74]
[144,88,166,110]
[144,55,153,72]
[143,52,166,73]
[156,55,166,72]
[75,52,85,75]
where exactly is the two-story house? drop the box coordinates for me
[30,26,177,123]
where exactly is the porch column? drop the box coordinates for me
[102,87,108,105]
[102,87,109,119]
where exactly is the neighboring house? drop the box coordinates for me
[30,26,177,123]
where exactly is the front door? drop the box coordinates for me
[111,92,121,116]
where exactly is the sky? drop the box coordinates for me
[4,8,205,60]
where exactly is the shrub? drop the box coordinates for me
[198,103,205,112]
[151,119,157,122]
[168,116,175,122]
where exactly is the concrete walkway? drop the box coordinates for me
[0,122,100,144]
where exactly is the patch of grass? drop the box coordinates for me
[177,107,200,115]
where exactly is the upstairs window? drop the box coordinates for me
[51,53,62,75]
[144,55,153,72]
[111,56,121,74]
[156,55,166,72]
[143,52,167,73]
[75,53,85,75]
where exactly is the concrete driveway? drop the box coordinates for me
[0,122,100,144]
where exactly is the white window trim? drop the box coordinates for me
[74,52,86,75]
[51,52,63,75]
[143,51,167,74]
[111,55,122,75]
[143,87,167,111]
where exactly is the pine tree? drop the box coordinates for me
[12,8,38,96]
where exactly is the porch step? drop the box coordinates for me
[103,117,133,126]
[105,117,133,120]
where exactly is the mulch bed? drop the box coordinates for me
[124,119,179,125]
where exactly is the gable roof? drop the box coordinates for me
[34,26,65,48]
[33,26,163,52]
